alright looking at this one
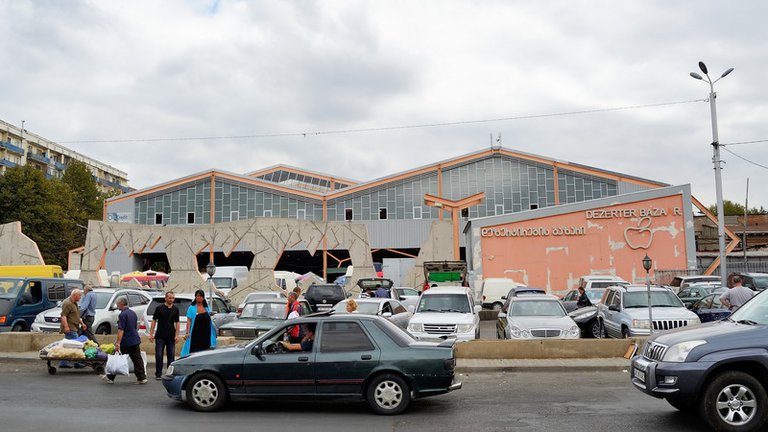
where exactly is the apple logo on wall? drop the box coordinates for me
[624,216,654,249]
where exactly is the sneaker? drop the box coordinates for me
[101,375,114,384]
[135,379,148,385]
[155,376,162,380]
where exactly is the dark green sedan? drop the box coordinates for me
[218,299,310,339]
[163,313,461,414]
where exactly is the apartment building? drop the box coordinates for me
[0,119,130,193]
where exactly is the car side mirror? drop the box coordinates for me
[501,296,507,300]
[474,305,482,314]
[498,312,507,318]
[382,312,392,318]
[608,304,620,312]
[252,344,265,360]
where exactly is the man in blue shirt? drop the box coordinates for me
[102,296,147,384]
[375,284,388,298]
[79,285,99,344]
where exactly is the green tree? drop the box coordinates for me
[62,160,102,223]
[708,200,768,216]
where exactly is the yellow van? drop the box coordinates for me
[0,265,64,279]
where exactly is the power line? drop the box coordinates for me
[57,99,706,144]
[722,147,768,171]
[722,139,768,146]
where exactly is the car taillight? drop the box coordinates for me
[236,307,243,317]
[444,358,455,371]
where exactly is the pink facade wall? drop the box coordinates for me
[480,195,687,293]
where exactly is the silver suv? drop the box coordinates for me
[597,285,700,338]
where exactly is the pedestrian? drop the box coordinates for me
[148,291,180,380]
[60,289,86,369]
[285,292,303,343]
[576,287,592,308]
[345,299,358,313]
[180,290,217,357]
[375,284,388,298]
[102,296,147,384]
[720,275,754,311]
[292,286,302,298]
[79,285,99,344]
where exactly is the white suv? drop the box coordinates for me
[407,287,481,341]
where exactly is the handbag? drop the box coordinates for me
[105,353,129,376]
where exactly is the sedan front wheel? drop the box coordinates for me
[186,373,228,412]
[366,374,411,415]
[701,371,768,432]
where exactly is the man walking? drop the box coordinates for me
[148,291,180,380]
[60,289,86,368]
[102,296,147,384]
[79,285,99,344]
[720,275,754,311]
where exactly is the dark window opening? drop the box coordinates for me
[530,204,539,210]
[155,213,163,225]
[461,208,469,218]
[345,209,353,221]
[187,212,195,224]
[379,208,387,220]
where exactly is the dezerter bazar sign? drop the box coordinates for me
[481,206,682,249]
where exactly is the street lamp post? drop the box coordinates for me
[643,254,653,335]
[690,61,734,287]
[206,262,216,305]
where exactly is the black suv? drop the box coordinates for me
[305,283,347,312]
[631,289,768,431]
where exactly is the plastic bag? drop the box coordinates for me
[84,347,98,359]
[106,354,129,376]
[99,343,116,354]
[126,351,148,373]
[95,350,108,361]
[83,340,98,349]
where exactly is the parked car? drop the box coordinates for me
[356,278,395,298]
[689,293,732,323]
[236,291,286,316]
[305,283,347,312]
[162,313,462,414]
[597,285,701,338]
[496,295,579,340]
[140,293,234,336]
[677,283,724,308]
[332,298,413,331]
[393,287,421,310]
[561,288,608,312]
[732,272,768,291]
[630,289,768,431]
[480,277,524,310]
[577,275,627,289]
[568,305,602,338]
[407,287,481,341]
[32,288,152,334]
[218,299,311,339]
[666,275,720,293]
[0,277,83,332]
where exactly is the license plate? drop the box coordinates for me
[633,368,645,383]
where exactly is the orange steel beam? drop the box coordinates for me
[383,248,418,259]
[322,200,328,281]
[246,165,357,187]
[424,192,485,260]
[553,163,560,205]
[437,165,443,221]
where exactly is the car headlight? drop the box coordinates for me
[509,325,530,338]
[456,324,474,333]
[572,311,593,321]
[166,365,174,375]
[662,340,707,362]
[568,325,580,338]
[34,314,44,323]
[219,328,231,336]
[687,318,701,326]
[408,323,423,333]
[632,319,651,329]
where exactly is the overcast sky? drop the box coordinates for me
[1,1,766,210]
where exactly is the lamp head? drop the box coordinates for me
[689,72,703,81]
[206,262,216,277]
[642,254,652,272]
[698,61,708,75]
[721,67,734,78]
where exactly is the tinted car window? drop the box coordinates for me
[147,298,193,316]
[320,321,375,353]
[624,291,683,308]
[373,318,415,347]
[128,293,149,306]
[95,292,114,309]
[393,303,407,314]
[47,282,66,301]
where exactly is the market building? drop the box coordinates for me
[91,146,724,296]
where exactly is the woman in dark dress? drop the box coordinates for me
[181,290,217,356]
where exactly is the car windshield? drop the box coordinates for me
[211,277,232,288]
[751,277,768,289]
[510,300,565,317]
[332,302,379,314]
[240,302,285,320]
[624,291,684,308]
[417,294,470,313]
[94,292,114,309]
[245,292,282,302]
[586,289,605,300]
[730,290,768,324]
[397,288,419,296]
[0,279,24,299]
[309,285,344,298]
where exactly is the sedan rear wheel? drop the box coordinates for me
[186,373,228,412]
[588,320,601,339]
[367,374,411,415]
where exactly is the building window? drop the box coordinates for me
[530,204,539,210]
[461,208,469,218]
[264,210,272,218]
[379,208,387,220]
[413,207,422,220]
[187,212,195,224]
[495,205,504,215]
[297,209,306,220]
[231,211,239,221]
[345,209,353,221]
[155,213,163,225]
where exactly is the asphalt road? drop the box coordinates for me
[0,361,712,432]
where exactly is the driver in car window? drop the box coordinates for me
[279,324,315,352]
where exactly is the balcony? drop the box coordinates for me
[54,161,66,171]
[0,140,24,155]
[0,158,17,168]
[26,152,51,165]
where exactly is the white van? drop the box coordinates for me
[480,277,523,310]
[207,266,249,296]
[274,270,300,291]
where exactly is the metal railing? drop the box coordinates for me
[0,140,24,155]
